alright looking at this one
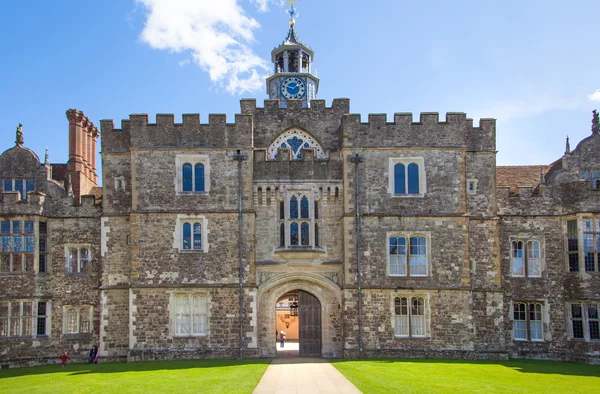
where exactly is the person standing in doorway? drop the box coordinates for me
[279,330,286,348]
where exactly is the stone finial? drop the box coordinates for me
[67,174,74,197]
[44,149,50,165]
[565,136,570,155]
[16,123,23,146]
[540,167,546,185]
[593,109,599,135]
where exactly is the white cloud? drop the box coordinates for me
[136,0,271,95]
[250,0,270,12]
[588,89,600,102]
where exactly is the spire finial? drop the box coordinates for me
[593,109,599,135]
[67,174,74,197]
[565,135,570,155]
[540,167,546,185]
[286,0,297,26]
[44,148,50,165]
[16,123,23,146]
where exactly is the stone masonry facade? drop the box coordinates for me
[2,101,600,367]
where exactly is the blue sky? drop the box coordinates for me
[1,0,599,181]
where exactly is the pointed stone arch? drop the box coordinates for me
[257,273,342,357]
[267,128,326,160]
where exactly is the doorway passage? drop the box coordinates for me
[275,289,321,357]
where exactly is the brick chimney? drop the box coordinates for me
[66,109,99,200]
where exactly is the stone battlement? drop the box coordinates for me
[341,112,495,151]
[101,113,254,151]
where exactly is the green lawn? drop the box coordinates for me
[331,358,600,394]
[0,359,270,394]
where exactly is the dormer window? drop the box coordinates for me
[2,179,34,200]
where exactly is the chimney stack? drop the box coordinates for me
[66,109,99,200]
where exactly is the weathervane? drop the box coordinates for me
[286,0,299,25]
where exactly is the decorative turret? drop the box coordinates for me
[592,109,599,135]
[565,136,570,155]
[15,124,23,146]
[266,2,319,108]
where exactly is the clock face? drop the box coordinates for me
[280,77,306,100]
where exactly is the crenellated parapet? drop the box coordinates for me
[0,191,45,216]
[341,112,495,151]
[100,112,254,152]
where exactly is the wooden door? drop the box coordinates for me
[299,290,321,357]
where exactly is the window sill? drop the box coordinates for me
[514,339,545,343]
[390,194,425,198]
[173,334,208,338]
[66,272,92,276]
[394,335,429,339]
[176,191,209,196]
[389,274,429,278]
[178,249,206,254]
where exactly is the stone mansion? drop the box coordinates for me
[1,15,600,366]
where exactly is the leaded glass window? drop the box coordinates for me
[182,221,202,251]
[567,220,579,272]
[394,163,420,195]
[177,155,210,194]
[267,129,325,160]
[290,222,299,246]
[173,294,208,336]
[67,247,90,274]
[388,234,428,277]
[394,296,427,338]
[1,179,34,200]
[511,239,542,277]
[0,219,36,273]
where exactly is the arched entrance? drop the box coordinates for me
[275,290,322,357]
[257,273,342,358]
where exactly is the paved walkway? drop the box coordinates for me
[253,356,361,394]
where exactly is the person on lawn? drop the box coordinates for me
[59,352,71,368]
[88,345,98,364]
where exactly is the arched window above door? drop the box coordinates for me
[267,129,325,160]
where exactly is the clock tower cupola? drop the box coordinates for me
[266,3,319,107]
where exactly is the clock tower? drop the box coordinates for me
[266,5,319,108]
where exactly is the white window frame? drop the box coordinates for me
[387,157,426,197]
[175,154,210,195]
[509,237,544,278]
[568,301,600,341]
[0,300,50,337]
[387,231,430,277]
[174,214,209,253]
[114,176,126,191]
[65,245,91,274]
[467,178,478,195]
[170,292,209,337]
[511,301,545,342]
[392,294,429,338]
[62,305,92,335]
